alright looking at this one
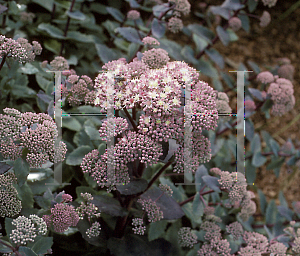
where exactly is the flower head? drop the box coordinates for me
[226,221,244,240]
[262,0,277,7]
[43,203,79,233]
[86,221,101,238]
[142,36,160,47]
[142,48,170,69]
[178,227,197,248]
[127,10,140,20]
[137,198,163,222]
[277,64,295,81]
[169,0,191,16]
[168,17,184,33]
[50,56,69,71]
[260,11,271,27]
[132,218,146,235]
[256,71,274,84]
[229,17,242,31]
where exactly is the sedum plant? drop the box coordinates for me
[0,0,298,255]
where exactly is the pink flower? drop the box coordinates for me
[142,36,160,47]
[262,0,277,7]
[178,227,198,248]
[256,71,274,84]
[142,48,170,69]
[50,56,69,71]
[245,99,256,111]
[277,64,295,81]
[127,10,140,20]
[169,0,191,16]
[168,17,184,33]
[229,17,242,31]
[260,11,271,27]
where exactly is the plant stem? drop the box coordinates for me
[60,0,76,56]
[123,108,138,132]
[0,54,7,72]
[51,3,56,20]
[195,0,248,60]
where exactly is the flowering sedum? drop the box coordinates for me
[137,198,163,223]
[76,193,101,222]
[9,215,47,245]
[132,218,146,235]
[127,10,140,20]
[141,48,170,69]
[260,11,271,27]
[0,172,22,217]
[43,203,79,233]
[50,56,69,71]
[86,221,101,238]
[178,227,197,248]
[142,36,160,47]
[167,17,184,33]
[0,108,67,168]
[229,17,242,31]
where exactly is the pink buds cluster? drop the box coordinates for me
[0,108,67,168]
[137,198,163,222]
[0,35,42,63]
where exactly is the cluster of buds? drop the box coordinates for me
[0,35,42,64]
[0,108,67,168]
[76,192,101,222]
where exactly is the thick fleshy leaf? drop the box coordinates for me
[67,31,94,43]
[14,158,30,187]
[18,246,38,256]
[158,39,184,61]
[196,59,218,78]
[266,199,277,225]
[0,4,8,15]
[245,119,254,141]
[0,162,12,174]
[209,6,230,20]
[116,178,148,195]
[66,10,86,21]
[250,133,261,154]
[192,192,204,222]
[245,159,256,184]
[37,90,52,104]
[32,0,54,12]
[181,46,198,65]
[159,177,187,202]
[31,237,53,255]
[216,26,230,46]
[151,18,166,39]
[66,145,93,166]
[252,152,267,167]
[0,239,13,253]
[106,7,124,22]
[238,12,250,33]
[205,48,224,69]
[84,125,101,141]
[258,189,267,214]
[187,24,215,42]
[38,23,65,39]
[247,60,260,74]
[95,44,124,64]
[115,27,144,44]
[5,218,14,243]
[148,220,168,242]
[248,88,263,101]
[277,206,293,221]
[140,186,185,220]
[19,63,39,74]
[193,33,208,53]
[221,0,245,10]
[125,0,141,8]
[270,139,280,157]
[91,195,128,217]
[266,157,284,171]
[194,165,208,192]
[279,191,288,209]
[61,116,82,132]
[248,0,258,12]
[152,3,170,17]
[15,181,34,209]
[202,175,221,192]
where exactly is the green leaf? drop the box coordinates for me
[248,0,258,12]
[258,189,267,214]
[277,205,293,221]
[247,60,260,74]
[245,159,256,185]
[238,12,250,33]
[148,220,168,242]
[216,26,230,46]
[115,27,144,44]
[209,6,230,20]
[187,24,215,42]
[67,31,94,43]
[13,158,30,187]
[0,239,13,253]
[278,191,288,209]
[141,186,185,220]
[204,48,224,69]
[248,88,263,101]
[151,18,166,39]
[269,139,280,157]
[192,192,204,222]
[266,199,277,225]
[31,237,53,255]
[266,157,284,171]
[61,116,82,131]
[14,181,34,209]
[18,63,39,74]
[66,145,93,166]
[252,152,267,167]
[128,43,139,60]
[5,218,14,243]
[194,165,208,192]
[43,39,61,55]
[95,44,124,64]
[202,176,221,192]
[11,85,36,99]
[193,33,208,53]
[90,3,108,14]
[250,133,261,154]
[227,29,239,42]
[38,23,65,39]
[245,119,254,141]
[75,186,97,199]
[181,46,198,65]
[261,98,273,112]
[66,10,86,21]
[18,246,38,256]
[91,195,128,217]
[221,0,245,10]
[106,6,124,22]
[32,0,54,11]
[116,178,148,195]
[158,39,184,61]
[196,59,218,78]
[84,125,101,141]
[159,177,187,202]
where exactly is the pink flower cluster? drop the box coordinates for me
[141,48,170,69]
[0,35,42,63]
[137,198,163,222]
[76,192,101,222]
[127,10,140,20]
[43,203,79,233]
[169,0,191,16]
[0,108,67,168]
[228,17,242,31]
[132,218,146,235]
[178,227,197,248]
[142,36,160,47]
[167,17,184,33]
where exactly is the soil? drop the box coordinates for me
[168,0,300,215]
